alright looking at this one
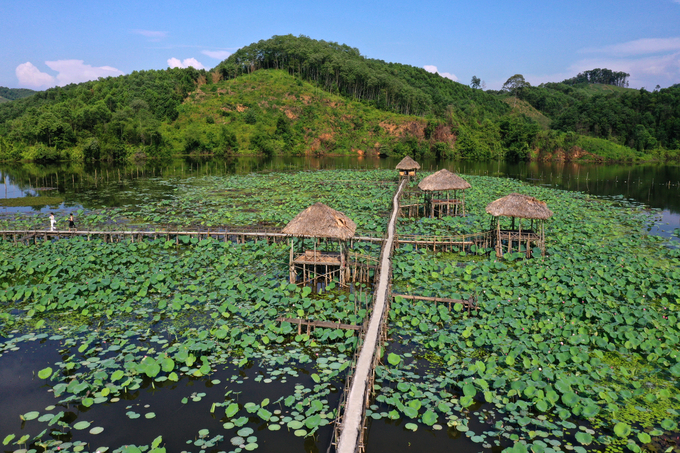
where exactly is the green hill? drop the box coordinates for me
[0,87,36,103]
[0,34,676,163]
[217,34,509,119]
[502,97,551,129]
[514,81,680,153]
[161,69,454,157]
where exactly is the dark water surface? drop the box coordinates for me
[2,156,677,241]
[1,156,678,453]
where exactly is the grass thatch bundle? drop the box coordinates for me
[418,169,471,191]
[485,193,553,219]
[282,202,356,240]
[396,156,421,170]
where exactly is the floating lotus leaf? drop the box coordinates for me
[38,367,53,379]
[22,411,39,421]
[614,422,631,437]
[575,432,592,445]
[73,421,91,430]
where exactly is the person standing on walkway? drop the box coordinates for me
[68,213,76,232]
[49,213,56,231]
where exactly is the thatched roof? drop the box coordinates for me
[396,156,421,170]
[485,193,553,219]
[282,202,356,240]
[418,169,471,191]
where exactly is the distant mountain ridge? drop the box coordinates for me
[0,87,37,103]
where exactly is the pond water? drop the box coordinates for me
[1,156,679,453]
[1,156,678,241]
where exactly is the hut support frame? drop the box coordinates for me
[490,217,546,258]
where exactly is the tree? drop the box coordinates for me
[470,76,481,89]
[502,74,531,94]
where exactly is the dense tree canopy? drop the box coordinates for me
[0,35,677,163]
[516,82,680,151]
[561,68,630,87]
[0,68,202,160]
[0,87,36,103]
[217,35,509,118]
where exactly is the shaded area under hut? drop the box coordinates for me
[417,169,471,218]
[396,155,420,181]
[485,193,553,258]
[283,203,377,287]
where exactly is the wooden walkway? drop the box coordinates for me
[0,229,385,245]
[392,293,478,314]
[396,231,492,252]
[276,317,360,332]
[1,228,500,253]
[336,180,406,453]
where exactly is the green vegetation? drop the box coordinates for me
[217,34,509,118]
[0,238,361,452]
[0,35,678,163]
[161,70,456,157]
[0,169,397,231]
[512,79,680,153]
[376,174,680,452]
[0,195,63,208]
[561,68,630,87]
[0,169,678,452]
[0,86,36,103]
[0,68,201,161]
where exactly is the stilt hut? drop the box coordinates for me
[418,169,471,218]
[282,202,356,286]
[396,156,420,181]
[485,193,553,258]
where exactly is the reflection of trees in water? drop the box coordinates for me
[455,160,680,214]
[1,158,679,213]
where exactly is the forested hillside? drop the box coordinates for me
[511,78,680,153]
[0,68,201,161]
[217,35,509,119]
[0,34,677,163]
[161,70,458,158]
[0,87,36,103]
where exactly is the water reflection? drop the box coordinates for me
[0,157,678,237]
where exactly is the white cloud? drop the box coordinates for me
[16,60,123,89]
[167,57,205,69]
[581,37,680,56]
[16,62,55,88]
[45,60,123,86]
[132,29,168,39]
[201,50,231,60]
[423,65,458,82]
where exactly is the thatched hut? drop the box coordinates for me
[396,156,421,180]
[485,193,553,257]
[283,203,356,285]
[417,169,471,217]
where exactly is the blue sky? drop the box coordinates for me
[3,0,680,91]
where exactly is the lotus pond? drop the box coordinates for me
[0,169,396,233]
[366,176,680,453]
[0,237,378,453]
[0,162,679,453]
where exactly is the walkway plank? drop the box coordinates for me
[276,317,360,331]
[336,179,406,453]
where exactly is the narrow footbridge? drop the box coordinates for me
[333,179,406,453]
[0,228,384,245]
